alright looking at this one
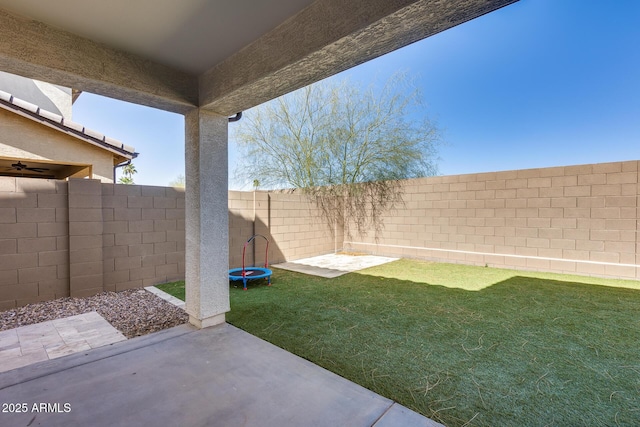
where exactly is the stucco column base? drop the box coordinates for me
[184,109,230,329]
[189,313,226,329]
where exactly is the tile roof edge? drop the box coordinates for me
[0,90,136,158]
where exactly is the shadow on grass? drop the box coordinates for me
[226,267,640,427]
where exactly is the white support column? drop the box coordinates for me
[184,108,229,328]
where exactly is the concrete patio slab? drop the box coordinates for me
[0,323,442,427]
[374,403,442,427]
[274,253,399,278]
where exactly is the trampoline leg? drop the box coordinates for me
[267,277,271,286]
[243,278,248,291]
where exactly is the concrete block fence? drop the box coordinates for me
[228,189,340,269]
[344,160,640,280]
[0,178,337,308]
[0,178,189,309]
[1,159,639,308]
[0,178,69,310]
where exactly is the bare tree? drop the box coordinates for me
[234,73,441,237]
[169,174,186,188]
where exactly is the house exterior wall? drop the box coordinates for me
[0,108,115,182]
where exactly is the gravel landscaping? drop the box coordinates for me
[0,289,188,338]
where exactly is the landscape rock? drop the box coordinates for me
[0,289,188,339]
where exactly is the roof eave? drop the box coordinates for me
[0,90,136,160]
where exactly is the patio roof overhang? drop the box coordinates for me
[0,0,518,115]
[0,0,519,328]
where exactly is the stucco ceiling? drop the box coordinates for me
[0,157,88,180]
[0,0,519,114]
[0,0,315,75]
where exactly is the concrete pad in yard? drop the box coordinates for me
[0,323,439,427]
[274,254,399,278]
[274,262,347,278]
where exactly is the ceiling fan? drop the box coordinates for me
[6,161,50,173]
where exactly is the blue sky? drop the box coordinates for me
[73,0,640,188]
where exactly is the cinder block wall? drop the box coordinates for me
[0,178,186,308]
[101,183,185,292]
[228,190,339,268]
[228,191,258,268]
[68,179,104,297]
[266,191,340,262]
[0,178,69,310]
[345,161,640,279]
[0,179,335,308]
[3,159,637,308]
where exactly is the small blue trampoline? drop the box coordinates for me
[229,234,272,290]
